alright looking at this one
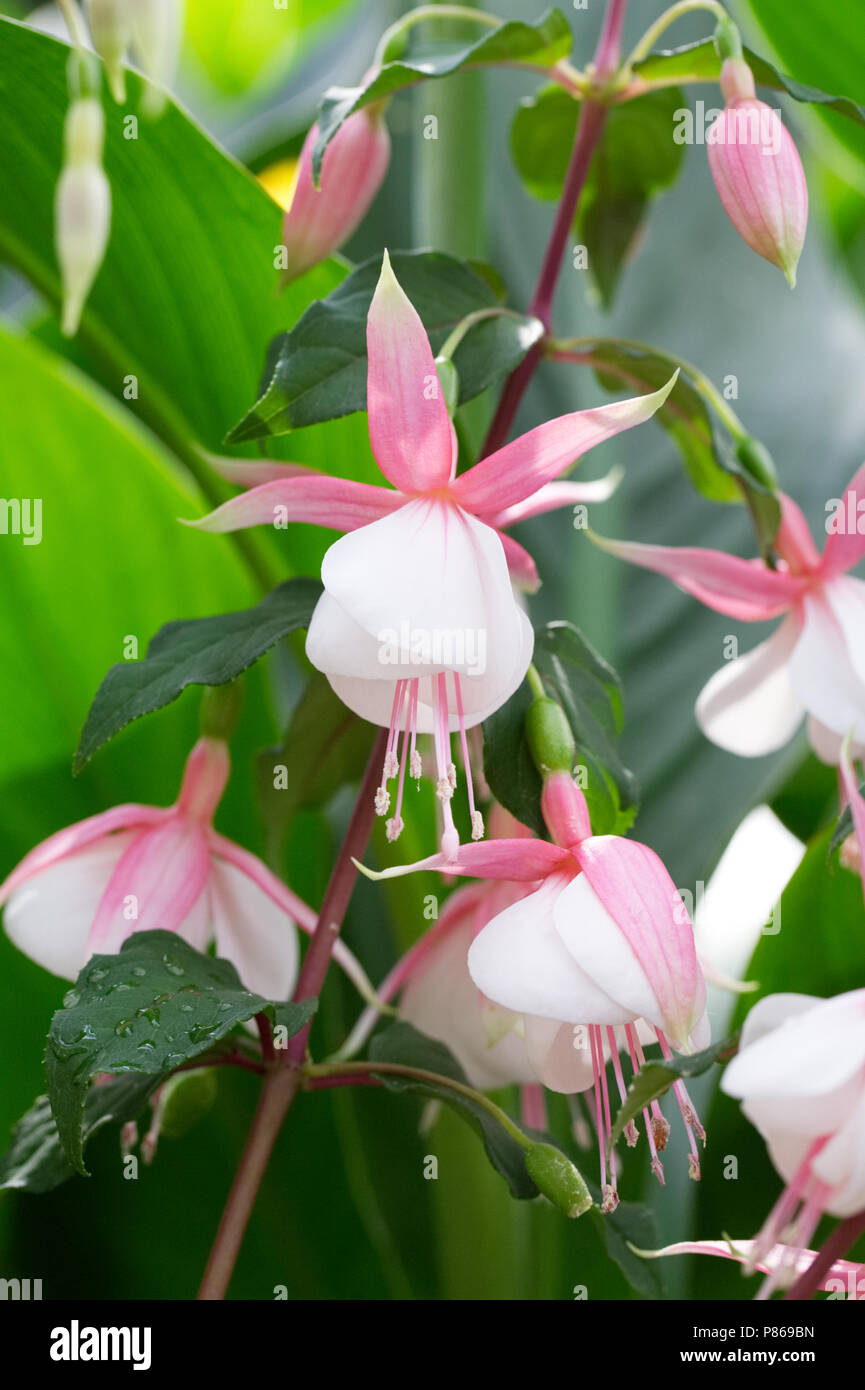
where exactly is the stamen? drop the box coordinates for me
[410,748,423,780]
[433,672,459,859]
[625,1023,665,1183]
[376,679,407,816]
[657,1030,705,1178]
[607,1026,637,1146]
[748,1137,828,1274]
[452,672,484,841]
[471,810,485,841]
[385,816,404,842]
[383,751,399,780]
[374,787,390,817]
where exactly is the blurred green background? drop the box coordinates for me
[1,0,865,1299]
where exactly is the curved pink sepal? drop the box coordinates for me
[821,461,865,579]
[183,475,404,534]
[360,838,571,883]
[0,803,169,906]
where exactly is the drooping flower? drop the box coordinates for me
[190,254,674,853]
[0,737,308,998]
[722,989,865,1299]
[55,95,111,338]
[279,105,391,285]
[86,0,133,103]
[132,0,185,119]
[593,466,865,762]
[636,1237,864,1298]
[707,58,808,286]
[360,771,709,1208]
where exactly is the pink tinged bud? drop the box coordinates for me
[55,97,111,337]
[280,108,391,284]
[708,59,808,286]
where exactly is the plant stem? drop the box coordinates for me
[622,0,728,72]
[375,2,500,67]
[285,729,389,1066]
[479,0,628,456]
[197,1066,300,1300]
[783,1208,865,1302]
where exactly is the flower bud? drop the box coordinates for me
[524,1141,592,1218]
[707,58,808,286]
[86,0,133,102]
[279,107,391,286]
[55,97,111,337]
[133,0,185,119]
[735,435,778,490]
[526,697,575,777]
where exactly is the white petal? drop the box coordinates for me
[4,836,133,979]
[812,1087,865,1216]
[807,715,865,766]
[468,875,633,1025]
[523,1015,597,1094]
[209,860,299,1000]
[788,589,865,743]
[723,990,865,1101]
[695,618,803,756]
[552,873,664,1031]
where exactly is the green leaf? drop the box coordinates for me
[227,251,543,442]
[256,674,372,860]
[587,1189,666,1299]
[73,577,322,772]
[635,39,865,134]
[608,1036,738,1149]
[578,88,686,307]
[312,8,573,180]
[484,621,637,837]
[368,1022,538,1201]
[45,930,279,1174]
[0,1076,158,1195]
[510,83,581,201]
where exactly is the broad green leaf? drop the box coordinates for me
[0,15,372,502]
[510,83,581,201]
[586,1188,666,1299]
[483,621,637,837]
[227,251,543,442]
[369,1022,538,1200]
[608,1036,738,1149]
[634,38,865,137]
[45,930,313,1174]
[312,8,573,179]
[0,1077,158,1195]
[74,577,322,772]
[256,673,371,861]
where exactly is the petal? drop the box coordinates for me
[357,838,572,883]
[820,460,865,579]
[451,376,677,514]
[775,492,821,575]
[206,457,320,487]
[788,588,865,743]
[366,250,454,492]
[208,831,317,933]
[3,835,134,979]
[723,989,865,1100]
[480,470,623,528]
[812,1087,865,1216]
[696,616,804,757]
[557,838,705,1046]
[182,475,404,535]
[637,1239,863,1291]
[523,1014,596,1094]
[496,530,540,593]
[209,859,299,1000]
[0,803,167,906]
[590,534,804,620]
[467,874,634,1024]
[87,820,212,953]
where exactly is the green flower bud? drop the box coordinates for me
[526,697,576,777]
[525,1142,592,1219]
[735,436,778,491]
[714,14,743,64]
[158,1068,218,1141]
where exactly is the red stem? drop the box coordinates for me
[480,0,628,457]
[783,1208,865,1301]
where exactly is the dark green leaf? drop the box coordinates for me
[510,83,580,201]
[587,1189,666,1299]
[771,753,839,843]
[635,39,865,133]
[270,998,319,1039]
[256,674,372,859]
[227,251,543,442]
[369,1022,538,1200]
[313,8,573,179]
[608,1036,738,1149]
[46,931,273,1173]
[483,621,637,838]
[74,578,322,771]
[0,1076,158,1195]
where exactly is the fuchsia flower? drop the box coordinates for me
[594,464,865,761]
[722,989,865,1299]
[707,58,808,286]
[638,1238,864,1298]
[362,771,709,1208]
[192,253,674,855]
[279,105,391,284]
[0,737,308,997]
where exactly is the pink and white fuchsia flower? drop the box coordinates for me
[722,989,865,1299]
[0,737,309,997]
[638,1238,864,1297]
[707,58,808,286]
[191,253,674,855]
[362,772,709,1209]
[594,465,865,762]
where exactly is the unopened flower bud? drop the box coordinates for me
[133,0,185,119]
[279,107,391,286]
[524,1141,592,1218]
[86,0,133,102]
[526,696,576,777]
[735,436,778,490]
[55,97,111,337]
[707,58,808,286]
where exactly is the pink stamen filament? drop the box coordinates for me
[757,1178,832,1302]
[521,1084,548,1132]
[625,1023,664,1183]
[657,1030,705,1179]
[607,1026,638,1147]
[452,672,484,841]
